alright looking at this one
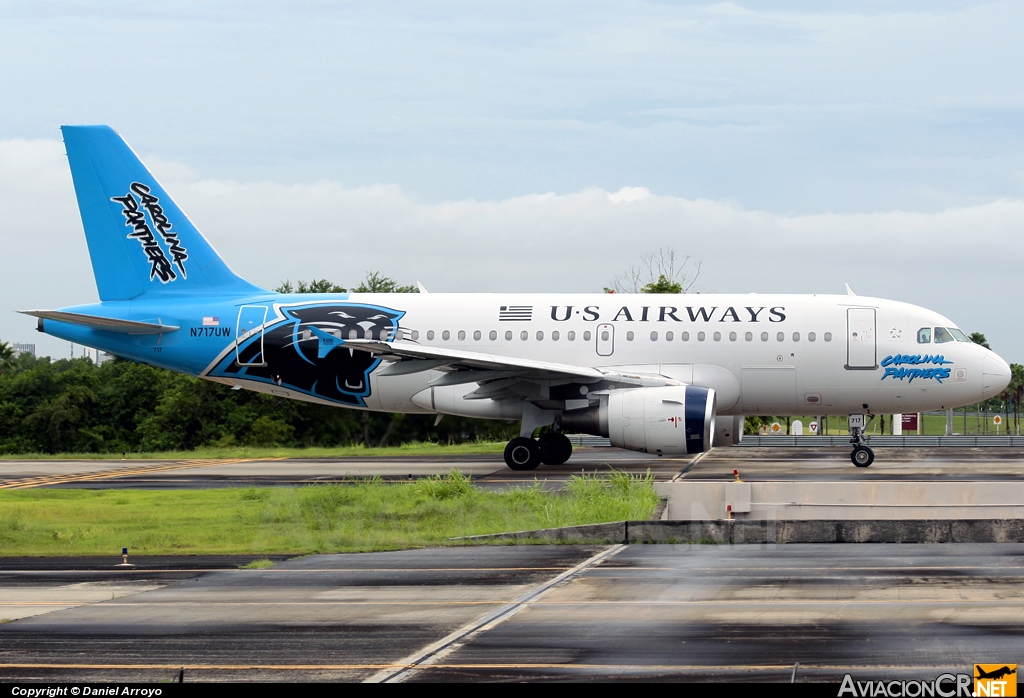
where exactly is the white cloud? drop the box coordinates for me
[2,138,1023,360]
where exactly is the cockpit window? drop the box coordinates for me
[917,327,931,344]
[934,327,955,344]
[948,328,970,342]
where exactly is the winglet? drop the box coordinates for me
[845,283,856,296]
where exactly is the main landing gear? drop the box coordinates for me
[503,432,573,471]
[848,413,874,468]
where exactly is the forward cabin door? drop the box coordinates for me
[236,305,268,366]
[596,323,614,356]
[846,308,877,370]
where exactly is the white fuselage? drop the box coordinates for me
[342,292,1008,420]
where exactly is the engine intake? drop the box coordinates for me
[560,386,716,456]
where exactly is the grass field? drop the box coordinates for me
[0,440,509,461]
[0,470,659,556]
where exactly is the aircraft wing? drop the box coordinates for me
[342,339,680,389]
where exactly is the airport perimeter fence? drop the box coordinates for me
[566,434,1024,448]
[740,435,1024,447]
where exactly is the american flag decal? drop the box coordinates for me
[499,305,532,321]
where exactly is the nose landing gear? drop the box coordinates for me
[848,413,874,467]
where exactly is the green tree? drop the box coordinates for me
[606,247,701,294]
[275,279,347,293]
[640,274,683,294]
[276,272,418,295]
[0,341,15,375]
[353,271,418,293]
[970,332,990,349]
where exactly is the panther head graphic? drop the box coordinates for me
[216,303,405,407]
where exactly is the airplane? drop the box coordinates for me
[21,125,1014,470]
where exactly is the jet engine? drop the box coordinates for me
[714,416,745,447]
[560,386,716,456]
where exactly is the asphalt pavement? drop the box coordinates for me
[1,544,1020,682]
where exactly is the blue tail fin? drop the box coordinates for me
[61,125,265,301]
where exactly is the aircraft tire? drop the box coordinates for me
[851,446,874,468]
[505,437,542,471]
[538,433,573,465]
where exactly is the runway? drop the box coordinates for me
[4,444,1024,490]
[1,544,1021,682]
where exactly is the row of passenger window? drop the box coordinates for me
[413,329,833,343]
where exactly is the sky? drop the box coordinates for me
[1,1,1022,360]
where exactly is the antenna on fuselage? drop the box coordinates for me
[845,283,857,296]
[417,281,429,294]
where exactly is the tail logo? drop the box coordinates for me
[111,182,189,283]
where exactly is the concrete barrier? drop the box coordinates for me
[454,519,1024,545]
[655,480,1024,520]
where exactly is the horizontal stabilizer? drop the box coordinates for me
[19,310,179,335]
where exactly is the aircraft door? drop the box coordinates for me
[236,305,268,366]
[596,323,614,356]
[846,308,877,370]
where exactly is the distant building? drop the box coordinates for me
[12,343,35,357]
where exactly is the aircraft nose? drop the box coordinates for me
[982,351,1012,400]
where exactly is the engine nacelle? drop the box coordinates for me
[561,386,716,456]
[713,415,745,447]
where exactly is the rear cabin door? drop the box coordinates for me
[236,305,268,366]
[846,308,877,370]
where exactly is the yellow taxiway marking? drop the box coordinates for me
[0,458,287,490]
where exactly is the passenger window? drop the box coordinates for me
[411,330,419,341]
[792,332,800,342]
[665,331,674,341]
[761,332,769,342]
[713,332,721,341]
[442,330,450,340]
[808,332,816,342]
[626,331,634,341]
[777,332,784,342]
[729,332,736,341]
[489,330,497,340]
[682,331,690,341]
[520,331,528,340]
[457,330,466,341]
[505,330,513,340]
[552,331,560,341]
[934,327,954,343]
[650,331,658,341]
[583,331,592,341]
[745,332,752,341]
[567,330,576,341]
[473,330,481,341]
[427,330,435,340]
[824,332,832,342]
[536,330,544,340]
[697,331,706,341]
[917,327,931,344]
